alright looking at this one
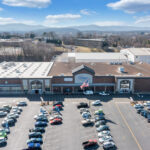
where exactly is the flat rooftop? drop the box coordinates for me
[49,61,150,77]
[56,52,127,63]
[122,48,150,56]
[0,62,53,78]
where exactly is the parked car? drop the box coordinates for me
[98,131,111,138]
[53,101,64,107]
[83,90,93,95]
[82,112,91,119]
[27,138,43,145]
[34,114,47,120]
[147,112,150,123]
[140,110,147,117]
[94,109,104,115]
[136,108,143,114]
[134,104,144,109]
[49,115,62,121]
[27,143,41,150]
[17,101,27,106]
[35,121,47,127]
[4,115,17,122]
[12,109,21,115]
[95,116,105,122]
[53,105,63,111]
[36,117,48,122]
[50,118,62,125]
[8,113,19,118]
[82,139,98,149]
[81,119,94,126]
[3,127,10,134]
[0,137,7,147]
[0,111,7,118]
[103,141,116,150]
[99,136,113,144]
[96,125,109,132]
[95,120,106,127]
[29,127,45,134]
[29,132,42,139]
[0,129,7,139]
[3,105,11,111]
[99,92,110,96]
[12,106,22,112]
[92,100,101,106]
[143,102,150,107]
[80,108,89,114]
[1,119,15,127]
[77,102,89,109]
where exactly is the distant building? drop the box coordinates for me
[74,38,106,48]
[121,48,150,64]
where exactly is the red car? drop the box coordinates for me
[82,139,98,149]
[50,118,62,125]
[53,105,63,111]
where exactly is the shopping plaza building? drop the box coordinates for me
[1,48,150,95]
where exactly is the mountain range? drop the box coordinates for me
[0,23,150,33]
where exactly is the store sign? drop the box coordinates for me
[64,78,73,82]
[75,73,92,83]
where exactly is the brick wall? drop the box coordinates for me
[134,78,150,93]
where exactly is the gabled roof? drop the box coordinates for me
[72,65,95,75]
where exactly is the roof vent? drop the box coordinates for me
[137,73,143,76]
[118,67,124,73]
[60,73,64,76]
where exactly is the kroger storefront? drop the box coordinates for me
[51,65,115,94]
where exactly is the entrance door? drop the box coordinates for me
[119,80,132,93]
[31,80,42,94]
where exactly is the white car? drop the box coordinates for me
[49,115,62,121]
[99,136,113,144]
[103,141,115,149]
[34,114,47,119]
[83,90,93,95]
[98,131,111,138]
[143,102,150,107]
[92,100,101,106]
[16,101,27,106]
[99,91,110,96]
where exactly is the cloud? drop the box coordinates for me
[0,17,36,25]
[0,8,3,11]
[2,0,51,8]
[94,21,126,26]
[46,14,81,20]
[44,13,81,26]
[135,16,150,24]
[107,0,150,13]
[80,9,96,15]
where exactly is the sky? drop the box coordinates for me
[0,0,150,27]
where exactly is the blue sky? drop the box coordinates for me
[0,0,150,27]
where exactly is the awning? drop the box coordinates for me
[0,84,21,87]
[52,83,115,87]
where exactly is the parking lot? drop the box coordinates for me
[0,95,149,150]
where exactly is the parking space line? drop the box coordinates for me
[114,102,143,150]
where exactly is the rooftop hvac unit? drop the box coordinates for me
[118,67,124,73]
[60,73,64,76]
[137,73,143,76]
